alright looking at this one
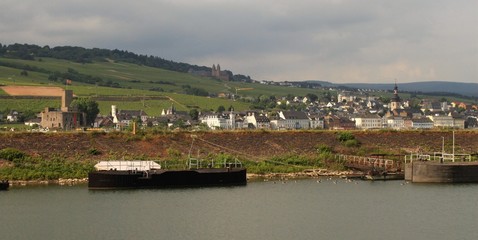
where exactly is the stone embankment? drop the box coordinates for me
[9,169,359,186]
[10,178,88,186]
[247,168,363,180]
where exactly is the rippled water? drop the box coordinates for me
[1,179,477,240]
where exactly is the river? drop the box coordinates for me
[1,178,477,240]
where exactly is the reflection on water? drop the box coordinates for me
[1,179,477,240]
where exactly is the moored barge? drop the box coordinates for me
[0,180,9,191]
[88,160,247,189]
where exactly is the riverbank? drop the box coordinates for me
[247,168,363,180]
[2,131,476,184]
[6,169,364,187]
[9,178,88,186]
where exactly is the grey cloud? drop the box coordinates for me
[0,0,476,83]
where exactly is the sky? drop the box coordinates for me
[1,0,477,84]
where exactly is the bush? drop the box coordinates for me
[167,148,182,159]
[88,148,102,156]
[337,131,355,142]
[336,131,360,147]
[0,148,26,161]
[0,157,95,180]
[316,144,332,154]
[344,139,360,148]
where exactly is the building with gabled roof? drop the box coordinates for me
[275,110,310,130]
[244,112,270,129]
[324,115,356,130]
[111,105,148,128]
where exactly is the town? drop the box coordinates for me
[3,83,477,132]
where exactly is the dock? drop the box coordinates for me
[404,153,478,183]
[336,155,404,181]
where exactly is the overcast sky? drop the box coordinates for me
[1,0,477,83]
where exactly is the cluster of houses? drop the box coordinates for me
[2,84,478,131]
[93,84,478,131]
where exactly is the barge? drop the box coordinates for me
[88,160,247,189]
[0,180,9,191]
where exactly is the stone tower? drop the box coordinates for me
[61,90,73,112]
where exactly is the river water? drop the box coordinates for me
[1,178,477,240]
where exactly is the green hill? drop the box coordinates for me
[0,57,325,116]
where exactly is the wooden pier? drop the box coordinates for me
[336,155,404,180]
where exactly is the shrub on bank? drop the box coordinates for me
[0,148,26,161]
[0,157,95,180]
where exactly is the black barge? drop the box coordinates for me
[88,160,247,189]
[0,180,9,191]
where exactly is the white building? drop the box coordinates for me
[309,115,324,129]
[406,118,434,129]
[429,115,454,128]
[385,116,405,130]
[351,114,382,129]
[200,112,236,130]
[244,112,270,129]
[276,111,310,130]
[429,115,464,129]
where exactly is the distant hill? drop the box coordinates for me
[307,80,478,98]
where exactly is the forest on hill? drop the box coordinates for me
[0,43,210,73]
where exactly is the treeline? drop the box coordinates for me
[0,43,210,73]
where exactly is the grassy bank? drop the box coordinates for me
[0,146,343,181]
[1,130,477,181]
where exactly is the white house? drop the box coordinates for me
[6,110,19,122]
[337,92,356,103]
[308,115,324,129]
[111,105,148,127]
[244,112,270,129]
[351,114,382,129]
[385,116,405,130]
[200,112,236,130]
[276,111,310,129]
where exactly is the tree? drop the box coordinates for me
[189,109,199,120]
[71,98,99,126]
[217,105,225,113]
[305,93,318,102]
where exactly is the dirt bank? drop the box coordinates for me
[1,130,477,162]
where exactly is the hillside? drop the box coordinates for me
[0,56,326,115]
[1,43,476,117]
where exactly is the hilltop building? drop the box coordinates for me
[211,64,230,81]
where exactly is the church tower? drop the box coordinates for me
[212,64,218,77]
[390,82,401,111]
